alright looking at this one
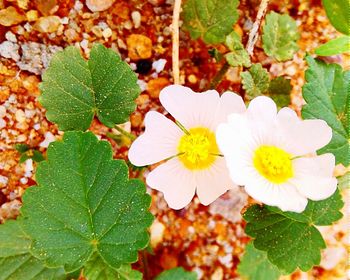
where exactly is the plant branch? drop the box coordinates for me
[209,62,230,89]
[113,125,136,141]
[246,0,270,55]
[172,0,182,84]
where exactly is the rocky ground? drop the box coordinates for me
[0,0,348,279]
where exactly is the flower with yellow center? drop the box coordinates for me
[216,96,337,213]
[128,85,246,209]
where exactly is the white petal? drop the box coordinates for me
[291,154,337,201]
[146,158,196,209]
[244,175,308,213]
[159,85,221,130]
[195,157,237,205]
[277,108,333,155]
[212,91,246,127]
[128,111,183,166]
[247,96,277,123]
[216,115,255,186]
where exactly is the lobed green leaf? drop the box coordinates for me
[243,190,343,274]
[322,0,350,35]
[155,267,197,280]
[39,44,140,131]
[0,220,65,280]
[182,0,239,44]
[224,31,251,68]
[21,131,154,272]
[237,242,281,280]
[302,56,350,165]
[241,63,269,100]
[262,12,300,61]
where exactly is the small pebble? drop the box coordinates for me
[147,77,170,99]
[152,59,167,73]
[86,0,115,12]
[131,11,141,28]
[127,34,153,60]
[102,27,112,39]
[34,16,61,33]
[0,6,25,26]
[39,132,56,148]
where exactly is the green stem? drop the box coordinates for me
[114,125,136,141]
[209,62,230,89]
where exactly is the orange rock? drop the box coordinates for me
[147,77,170,99]
[35,0,57,15]
[127,34,153,60]
[34,16,61,33]
[159,250,178,270]
[0,6,25,26]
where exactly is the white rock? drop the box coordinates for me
[39,132,56,148]
[137,79,147,92]
[24,159,33,177]
[5,31,17,42]
[86,0,115,12]
[0,106,6,118]
[0,41,20,61]
[152,58,167,73]
[131,11,141,28]
[150,220,165,248]
[0,175,8,186]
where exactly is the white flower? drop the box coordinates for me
[128,85,245,209]
[216,96,337,213]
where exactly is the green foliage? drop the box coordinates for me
[322,0,350,35]
[241,63,269,100]
[338,172,350,189]
[208,48,224,62]
[39,44,140,131]
[262,12,300,61]
[156,267,197,280]
[225,31,251,67]
[182,0,239,44]
[15,144,29,153]
[21,131,153,272]
[243,190,343,274]
[267,76,292,107]
[237,242,281,280]
[83,254,142,280]
[0,220,65,280]
[315,36,350,56]
[302,56,350,165]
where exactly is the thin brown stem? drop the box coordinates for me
[172,0,182,84]
[141,250,150,280]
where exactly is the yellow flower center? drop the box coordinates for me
[253,145,293,184]
[178,127,219,170]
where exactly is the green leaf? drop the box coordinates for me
[338,172,350,189]
[0,220,65,280]
[315,36,350,56]
[21,131,154,272]
[83,253,142,280]
[39,44,140,131]
[322,0,350,35]
[243,190,343,274]
[156,267,197,280]
[237,242,281,280]
[182,0,239,44]
[241,63,269,99]
[19,153,31,163]
[224,32,251,67]
[267,76,292,107]
[302,56,350,165]
[262,12,300,61]
[31,150,45,162]
[14,144,29,153]
[208,48,223,62]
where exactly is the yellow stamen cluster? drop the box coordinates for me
[253,145,293,184]
[178,127,219,170]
